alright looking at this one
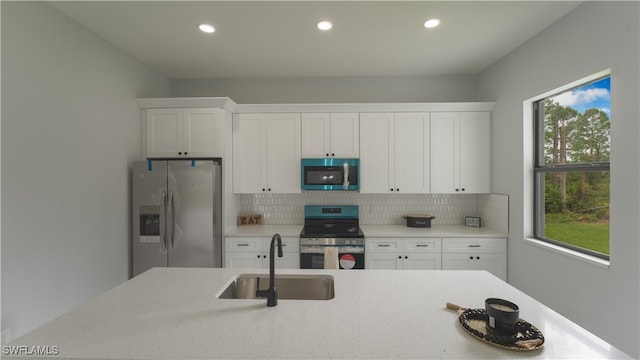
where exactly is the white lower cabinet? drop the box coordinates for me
[225,236,299,269]
[366,238,441,270]
[441,238,507,281]
[366,237,507,278]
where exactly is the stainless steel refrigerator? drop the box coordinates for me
[132,160,222,277]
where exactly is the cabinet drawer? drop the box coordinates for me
[366,238,402,252]
[225,237,262,252]
[264,236,299,253]
[442,238,506,253]
[404,238,441,253]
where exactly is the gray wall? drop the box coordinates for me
[171,75,476,103]
[476,2,639,357]
[1,2,170,340]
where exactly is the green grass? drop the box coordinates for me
[544,221,610,255]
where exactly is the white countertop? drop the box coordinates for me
[360,224,507,238]
[7,268,629,359]
[225,224,303,237]
[225,224,506,238]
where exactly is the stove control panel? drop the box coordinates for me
[299,238,365,246]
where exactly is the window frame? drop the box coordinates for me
[532,75,611,261]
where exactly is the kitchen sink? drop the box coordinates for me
[216,274,335,300]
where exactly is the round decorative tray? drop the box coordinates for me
[447,303,545,351]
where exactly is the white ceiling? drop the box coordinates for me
[50,1,581,79]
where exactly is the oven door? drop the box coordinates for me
[300,246,365,269]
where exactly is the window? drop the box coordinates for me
[533,75,611,260]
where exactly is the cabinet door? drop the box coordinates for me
[301,113,330,158]
[225,252,264,268]
[403,253,441,270]
[442,238,506,253]
[262,237,299,269]
[366,238,402,252]
[404,238,441,253]
[442,253,506,281]
[442,253,474,270]
[233,114,266,193]
[330,113,359,158]
[278,236,300,253]
[359,113,393,193]
[473,253,506,280]
[394,113,430,193]
[262,237,299,253]
[146,109,183,158]
[366,252,402,270]
[226,237,262,252]
[183,108,221,158]
[271,253,300,269]
[459,112,491,193]
[430,112,457,193]
[266,114,301,193]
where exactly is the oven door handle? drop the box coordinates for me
[300,245,365,254]
[300,245,329,254]
[340,246,365,254]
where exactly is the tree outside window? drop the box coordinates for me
[534,76,610,259]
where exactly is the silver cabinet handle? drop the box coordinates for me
[416,244,431,248]
[468,244,481,248]
[237,244,250,247]
[378,244,391,247]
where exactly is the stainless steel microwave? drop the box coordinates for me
[301,158,359,191]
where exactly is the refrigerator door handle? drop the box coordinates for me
[168,191,175,250]
[160,191,168,253]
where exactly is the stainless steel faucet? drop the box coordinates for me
[255,233,283,306]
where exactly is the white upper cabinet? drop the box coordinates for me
[393,113,430,193]
[232,114,264,193]
[430,112,491,193]
[360,112,430,193]
[359,113,391,193]
[301,113,359,158]
[459,112,491,193]
[267,114,302,193]
[233,113,301,194]
[146,108,222,158]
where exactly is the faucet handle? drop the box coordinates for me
[255,277,264,297]
[255,277,269,298]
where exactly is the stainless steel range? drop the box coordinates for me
[299,205,365,269]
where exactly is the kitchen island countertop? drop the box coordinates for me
[5,268,630,359]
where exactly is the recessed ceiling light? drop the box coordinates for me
[199,24,215,34]
[317,21,333,31]
[424,18,441,29]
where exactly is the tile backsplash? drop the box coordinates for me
[237,192,508,232]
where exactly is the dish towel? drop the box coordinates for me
[324,247,339,269]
